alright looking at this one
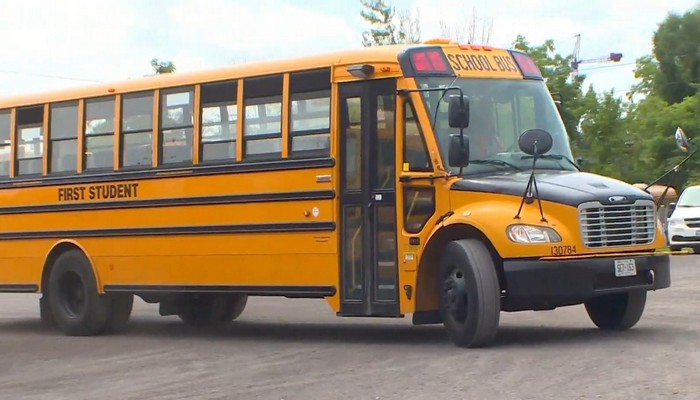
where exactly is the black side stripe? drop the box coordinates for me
[0,157,335,190]
[0,190,335,215]
[0,221,336,240]
[0,284,39,293]
[104,284,336,297]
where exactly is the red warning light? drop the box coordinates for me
[511,52,542,78]
[410,49,450,73]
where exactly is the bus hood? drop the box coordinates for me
[451,170,653,207]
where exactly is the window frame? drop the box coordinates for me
[84,96,117,172]
[159,86,195,166]
[15,105,45,177]
[288,68,331,159]
[402,100,433,172]
[49,101,79,175]
[0,110,11,178]
[121,91,155,169]
[199,80,239,164]
[242,75,283,161]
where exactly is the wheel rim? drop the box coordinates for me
[58,271,86,318]
[442,267,469,324]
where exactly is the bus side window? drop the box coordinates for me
[49,101,78,174]
[85,97,116,171]
[0,110,10,178]
[243,75,283,160]
[200,80,238,163]
[404,187,435,233]
[403,101,431,172]
[122,91,154,168]
[160,87,194,166]
[16,105,44,176]
[289,68,331,158]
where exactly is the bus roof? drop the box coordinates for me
[0,41,518,109]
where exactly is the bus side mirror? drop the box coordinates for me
[448,134,470,168]
[668,202,677,216]
[447,95,469,129]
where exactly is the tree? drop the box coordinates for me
[439,6,493,44]
[360,0,420,46]
[512,35,592,153]
[150,59,176,74]
[652,6,700,104]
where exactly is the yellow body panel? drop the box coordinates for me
[0,41,666,321]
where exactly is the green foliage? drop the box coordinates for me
[652,6,700,104]
[151,59,176,74]
[360,0,420,46]
[512,35,590,153]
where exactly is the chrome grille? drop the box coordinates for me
[578,200,655,248]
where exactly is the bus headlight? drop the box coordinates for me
[507,224,562,243]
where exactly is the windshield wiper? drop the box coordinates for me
[469,159,523,171]
[521,154,580,171]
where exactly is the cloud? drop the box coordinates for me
[165,0,360,66]
[411,0,698,94]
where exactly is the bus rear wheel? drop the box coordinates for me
[584,290,646,330]
[178,293,248,327]
[104,293,134,333]
[48,250,111,336]
[439,239,500,348]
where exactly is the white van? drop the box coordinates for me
[666,184,700,251]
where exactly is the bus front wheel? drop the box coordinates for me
[584,290,646,330]
[178,293,248,327]
[439,239,500,348]
[48,250,111,336]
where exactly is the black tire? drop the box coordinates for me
[178,294,247,327]
[584,290,647,330]
[669,245,683,252]
[39,294,57,329]
[48,250,111,336]
[439,239,500,348]
[104,293,134,333]
[222,294,248,322]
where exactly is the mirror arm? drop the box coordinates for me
[644,147,698,191]
[458,126,465,175]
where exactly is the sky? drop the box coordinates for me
[0,0,697,99]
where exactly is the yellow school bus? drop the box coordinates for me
[0,39,670,348]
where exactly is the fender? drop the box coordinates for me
[42,239,102,293]
[425,197,579,260]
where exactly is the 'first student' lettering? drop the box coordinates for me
[57,183,140,202]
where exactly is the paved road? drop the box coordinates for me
[1,256,698,400]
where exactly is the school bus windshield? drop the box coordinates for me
[417,77,576,175]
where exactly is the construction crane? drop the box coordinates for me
[570,34,623,80]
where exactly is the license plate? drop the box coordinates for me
[614,259,637,277]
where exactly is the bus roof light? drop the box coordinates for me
[511,51,543,79]
[410,49,449,73]
[347,64,375,79]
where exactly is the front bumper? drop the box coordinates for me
[667,225,700,247]
[501,253,670,311]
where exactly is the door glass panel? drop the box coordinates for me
[375,205,397,301]
[404,187,435,233]
[344,97,362,191]
[343,206,364,301]
[376,95,395,189]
